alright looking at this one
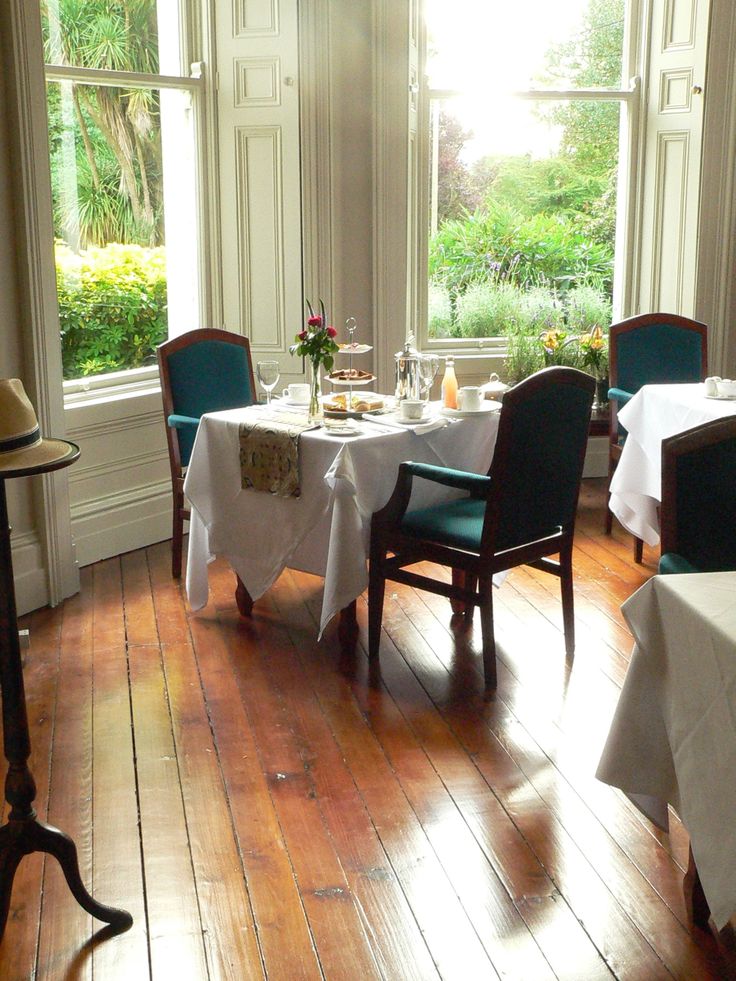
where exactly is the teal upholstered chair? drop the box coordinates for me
[368,366,595,688]
[658,416,736,575]
[157,328,256,577]
[605,312,708,562]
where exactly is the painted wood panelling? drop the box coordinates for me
[218,0,302,380]
[637,0,710,315]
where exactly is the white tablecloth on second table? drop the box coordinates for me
[596,571,736,930]
[608,382,736,545]
[184,403,500,636]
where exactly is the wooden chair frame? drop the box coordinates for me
[368,367,595,688]
[157,328,255,578]
[660,414,736,560]
[605,312,708,562]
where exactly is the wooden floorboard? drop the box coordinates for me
[2,478,734,979]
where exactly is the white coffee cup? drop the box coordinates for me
[457,386,482,412]
[400,399,424,421]
[283,383,310,404]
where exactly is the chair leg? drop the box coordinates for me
[172,508,183,579]
[478,578,497,689]
[368,539,386,659]
[463,574,477,625]
[560,547,575,656]
[605,455,614,535]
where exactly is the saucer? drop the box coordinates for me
[395,413,432,425]
[441,400,502,418]
[279,397,310,408]
[705,394,736,401]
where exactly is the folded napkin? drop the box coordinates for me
[411,417,451,435]
[239,407,318,497]
[367,414,450,435]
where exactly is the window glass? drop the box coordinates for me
[42,0,166,74]
[42,2,198,381]
[425,0,625,380]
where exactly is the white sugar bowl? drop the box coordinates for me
[704,376,720,396]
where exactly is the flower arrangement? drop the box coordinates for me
[289,300,339,421]
[539,328,568,364]
[576,324,608,378]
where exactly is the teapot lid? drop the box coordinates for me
[480,372,510,396]
[395,334,419,360]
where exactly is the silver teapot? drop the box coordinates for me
[394,337,422,401]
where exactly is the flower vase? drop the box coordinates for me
[592,373,608,414]
[308,359,323,425]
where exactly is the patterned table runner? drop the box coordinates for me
[239,407,318,497]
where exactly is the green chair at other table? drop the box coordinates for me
[658,415,736,575]
[368,366,595,688]
[157,328,256,579]
[605,312,708,563]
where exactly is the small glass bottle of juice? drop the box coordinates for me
[441,356,458,409]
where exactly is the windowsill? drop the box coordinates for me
[63,365,161,408]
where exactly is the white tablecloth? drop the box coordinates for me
[596,572,736,929]
[609,383,736,545]
[184,403,500,636]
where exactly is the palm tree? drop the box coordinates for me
[42,0,162,246]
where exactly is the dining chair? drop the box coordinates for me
[157,328,256,578]
[368,366,595,688]
[605,312,708,562]
[658,415,736,574]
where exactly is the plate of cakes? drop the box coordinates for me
[322,391,384,418]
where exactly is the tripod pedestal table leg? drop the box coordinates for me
[0,477,132,939]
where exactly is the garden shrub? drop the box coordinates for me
[455,283,524,338]
[565,284,612,333]
[428,283,453,338]
[56,242,168,379]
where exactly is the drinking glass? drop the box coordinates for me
[257,360,280,405]
[419,354,440,401]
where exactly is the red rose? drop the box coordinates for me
[307,315,322,327]
[326,325,337,337]
[298,330,308,340]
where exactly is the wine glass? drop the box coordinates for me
[256,360,280,405]
[419,354,440,402]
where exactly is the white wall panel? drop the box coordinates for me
[235,126,285,349]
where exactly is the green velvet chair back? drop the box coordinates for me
[660,416,736,573]
[609,313,708,397]
[484,367,595,553]
[163,330,256,466]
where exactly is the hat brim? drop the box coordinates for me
[0,437,79,476]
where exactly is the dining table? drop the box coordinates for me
[596,570,736,930]
[608,382,736,545]
[184,400,501,637]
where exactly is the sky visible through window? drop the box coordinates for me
[426,0,592,160]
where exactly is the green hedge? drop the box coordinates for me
[56,243,168,379]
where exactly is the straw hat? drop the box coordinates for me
[0,378,78,474]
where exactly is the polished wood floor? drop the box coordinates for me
[3,478,734,980]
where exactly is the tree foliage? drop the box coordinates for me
[56,243,168,378]
[42,0,163,247]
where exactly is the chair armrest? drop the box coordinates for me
[607,387,633,406]
[373,461,490,532]
[403,462,492,497]
[658,552,700,575]
[167,413,200,429]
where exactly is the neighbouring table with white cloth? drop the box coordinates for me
[596,571,736,930]
[608,382,736,545]
[184,403,500,636]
